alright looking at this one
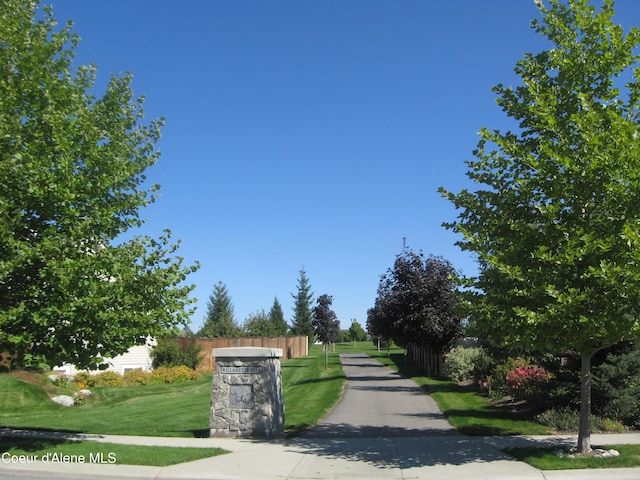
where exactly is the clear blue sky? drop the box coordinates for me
[48,0,640,332]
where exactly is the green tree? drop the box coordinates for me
[0,1,198,370]
[290,268,314,340]
[268,297,289,336]
[348,320,367,343]
[440,0,640,453]
[243,309,273,337]
[312,294,340,368]
[198,282,241,338]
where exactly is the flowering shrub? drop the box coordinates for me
[151,365,202,384]
[123,368,152,386]
[442,347,487,383]
[506,365,550,405]
[74,372,95,388]
[93,371,123,387]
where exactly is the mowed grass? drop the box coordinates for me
[0,437,225,467]
[282,344,346,436]
[0,374,212,437]
[506,445,640,470]
[0,344,346,438]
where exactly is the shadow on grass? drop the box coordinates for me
[0,437,77,452]
[289,375,345,387]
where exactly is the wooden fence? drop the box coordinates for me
[406,343,444,377]
[176,336,308,371]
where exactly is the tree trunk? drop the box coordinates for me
[577,352,592,454]
[324,343,329,369]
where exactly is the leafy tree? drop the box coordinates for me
[348,319,367,343]
[312,294,340,368]
[243,309,274,337]
[368,247,462,353]
[440,0,640,453]
[198,282,241,338]
[0,1,199,370]
[290,268,314,340]
[268,297,289,336]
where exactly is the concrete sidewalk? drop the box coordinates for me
[2,428,640,480]
[2,353,640,479]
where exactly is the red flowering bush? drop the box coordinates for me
[506,365,550,405]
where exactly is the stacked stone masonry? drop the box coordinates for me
[210,347,284,438]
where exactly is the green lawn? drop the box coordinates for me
[0,437,225,467]
[0,344,346,438]
[506,445,640,470]
[282,344,346,436]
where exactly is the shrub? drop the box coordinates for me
[535,406,626,433]
[442,347,486,383]
[93,371,123,387]
[73,372,95,388]
[73,389,94,406]
[487,357,530,395]
[151,365,202,384]
[506,365,550,405]
[535,406,580,432]
[151,338,203,370]
[123,369,152,386]
[593,345,640,429]
[51,373,72,388]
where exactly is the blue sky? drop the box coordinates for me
[48,0,640,331]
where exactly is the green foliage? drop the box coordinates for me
[440,0,640,453]
[151,365,202,384]
[151,337,203,369]
[244,310,277,337]
[0,0,199,370]
[593,344,640,429]
[442,347,487,383]
[123,369,152,386]
[93,371,123,387]
[197,282,242,338]
[268,297,289,336]
[535,407,625,433]
[73,372,94,388]
[290,268,315,339]
[348,320,367,342]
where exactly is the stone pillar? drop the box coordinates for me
[210,347,284,438]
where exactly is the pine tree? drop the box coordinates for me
[268,297,289,336]
[198,282,241,338]
[290,268,314,340]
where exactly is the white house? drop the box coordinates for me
[54,338,156,376]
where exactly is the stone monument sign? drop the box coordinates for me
[210,347,284,437]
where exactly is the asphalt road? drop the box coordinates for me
[303,352,458,438]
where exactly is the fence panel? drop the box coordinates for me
[176,336,308,371]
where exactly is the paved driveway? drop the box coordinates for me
[304,353,458,438]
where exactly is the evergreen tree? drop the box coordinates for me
[290,268,314,340]
[198,282,241,338]
[268,297,289,336]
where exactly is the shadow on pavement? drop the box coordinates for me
[288,432,573,470]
